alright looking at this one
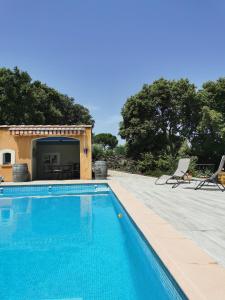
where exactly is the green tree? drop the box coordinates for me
[0,67,94,125]
[190,78,225,164]
[192,106,225,163]
[92,144,105,161]
[119,78,199,158]
[93,133,118,149]
[114,144,126,156]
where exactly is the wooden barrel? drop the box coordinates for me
[94,161,107,179]
[12,164,29,182]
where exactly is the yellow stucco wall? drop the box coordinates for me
[0,127,92,182]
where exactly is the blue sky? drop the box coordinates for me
[1,0,225,141]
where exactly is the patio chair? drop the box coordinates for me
[155,158,191,188]
[0,176,4,183]
[195,155,225,192]
[62,164,73,179]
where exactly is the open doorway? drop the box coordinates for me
[32,137,80,180]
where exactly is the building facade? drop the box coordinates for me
[0,125,92,182]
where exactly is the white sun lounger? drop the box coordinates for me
[195,155,225,192]
[155,158,191,188]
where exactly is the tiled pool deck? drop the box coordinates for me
[1,175,225,299]
[108,170,225,268]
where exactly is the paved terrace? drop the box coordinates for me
[108,170,225,268]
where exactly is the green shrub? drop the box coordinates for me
[178,139,191,157]
[188,156,198,176]
[92,144,105,161]
[136,152,156,174]
[93,142,201,179]
[114,145,126,156]
[156,154,176,174]
[104,148,114,159]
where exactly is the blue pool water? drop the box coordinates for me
[0,184,186,300]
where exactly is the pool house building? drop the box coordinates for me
[0,125,92,181]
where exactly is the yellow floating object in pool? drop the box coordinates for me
[118,213,123,219]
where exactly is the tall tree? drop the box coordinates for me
[93,133,118,149]
[192,78,225,163]
[0,67,94,126]
[119,78,199,158]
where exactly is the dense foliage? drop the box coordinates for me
[119,78,199,157]
[0,67,94,126]
[92,142,200,177]
[93,133,118,149]
[192,79,225,163]
[119,78,225,173]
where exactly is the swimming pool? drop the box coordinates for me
[0,184,187,299]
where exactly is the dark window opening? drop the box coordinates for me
[3,153,11,165]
